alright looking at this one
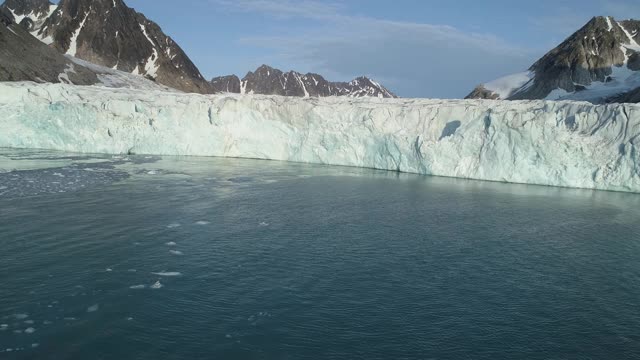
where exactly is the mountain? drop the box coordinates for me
[0,5,98,85]
[211,65,397,98]
[466,16,640,103]
[1,0,213,94]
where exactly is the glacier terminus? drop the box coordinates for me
[1,82,639,193]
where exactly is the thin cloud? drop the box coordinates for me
[213,0,537,98]
[209,0,343,20]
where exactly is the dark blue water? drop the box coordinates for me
[1,149,640,359]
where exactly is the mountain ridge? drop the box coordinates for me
[1,0,214,93]
[212,64,397,98]
[466,16,640,103]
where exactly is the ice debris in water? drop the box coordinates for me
[166,223,181,229]
[169,250,184,256]
[106,268,113,272]
[31,344,39,348]
[87,304,99,313]
[150,281,163,289]
[24,320,34,325]
[14,314,28,320]
[195,221,210,225]
[24,327,35,334]
[259,222,269,227]
[152,272,181,277]
[129,285,146,289]
[166,242,177,246]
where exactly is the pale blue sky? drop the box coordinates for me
[67,1,640,97]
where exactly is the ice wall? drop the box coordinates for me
[1,82,639,192]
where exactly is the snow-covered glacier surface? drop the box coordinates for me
[1,82,639,192]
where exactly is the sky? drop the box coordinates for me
[92,1,640,97]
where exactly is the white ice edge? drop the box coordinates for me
[0,82,639,193]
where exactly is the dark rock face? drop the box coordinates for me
[0,7,98,85]
[211,75,241,93]
[10,0,213,94]
[467,16,640,103]
[212,65,397,98]
[0,0,55,32]
[0,7,13,26]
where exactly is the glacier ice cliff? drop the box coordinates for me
[1,82,639,192]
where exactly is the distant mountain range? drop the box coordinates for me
[467,16,640,103]
[0,0,396,98]
[2,0,639,103]
[211,65,397,98]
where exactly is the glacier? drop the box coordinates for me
[0,82,639,192]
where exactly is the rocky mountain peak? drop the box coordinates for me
[19,0,214,93]
[467,16,640,103]
[212,65,397,98]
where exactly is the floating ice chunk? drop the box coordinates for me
[24,327,35,334]
[128,269,137,272]
[166,223,181,229]
[151,272,181,277]
[166,242,177,246]
[24,320,34,325]
[63,317,77,321]
[169,250,184,256]
[129,285,146,289]
[31,343,39,348]
[259,222,269,227]
[195,221,210,225]
[126,317,134,321]
[150,281,163,289]
[14,314,28,320]
[106,268,113,272]
[87,304,99,313]
[147,170,158,175]
[0,324,7,330]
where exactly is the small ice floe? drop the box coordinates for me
[0,324,8,331]
[151,272,181,277]
[129,285,146,290]
[13,314,28,320]
[166,223,181,229]
[24,320,34,325]
[166,242,177,246]
[259,222,270,227]
[24,327,35,334]
[126,317,134,321]
[31,343,39,348]
[87,304,99,313]
[147,170,158,175]
[169,250,184,256]
[225,334,232,339]
[195,221,210,225]
[106,268,113,272]
[150,281,163,289]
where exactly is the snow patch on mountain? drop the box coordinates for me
[483,72,534,99]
